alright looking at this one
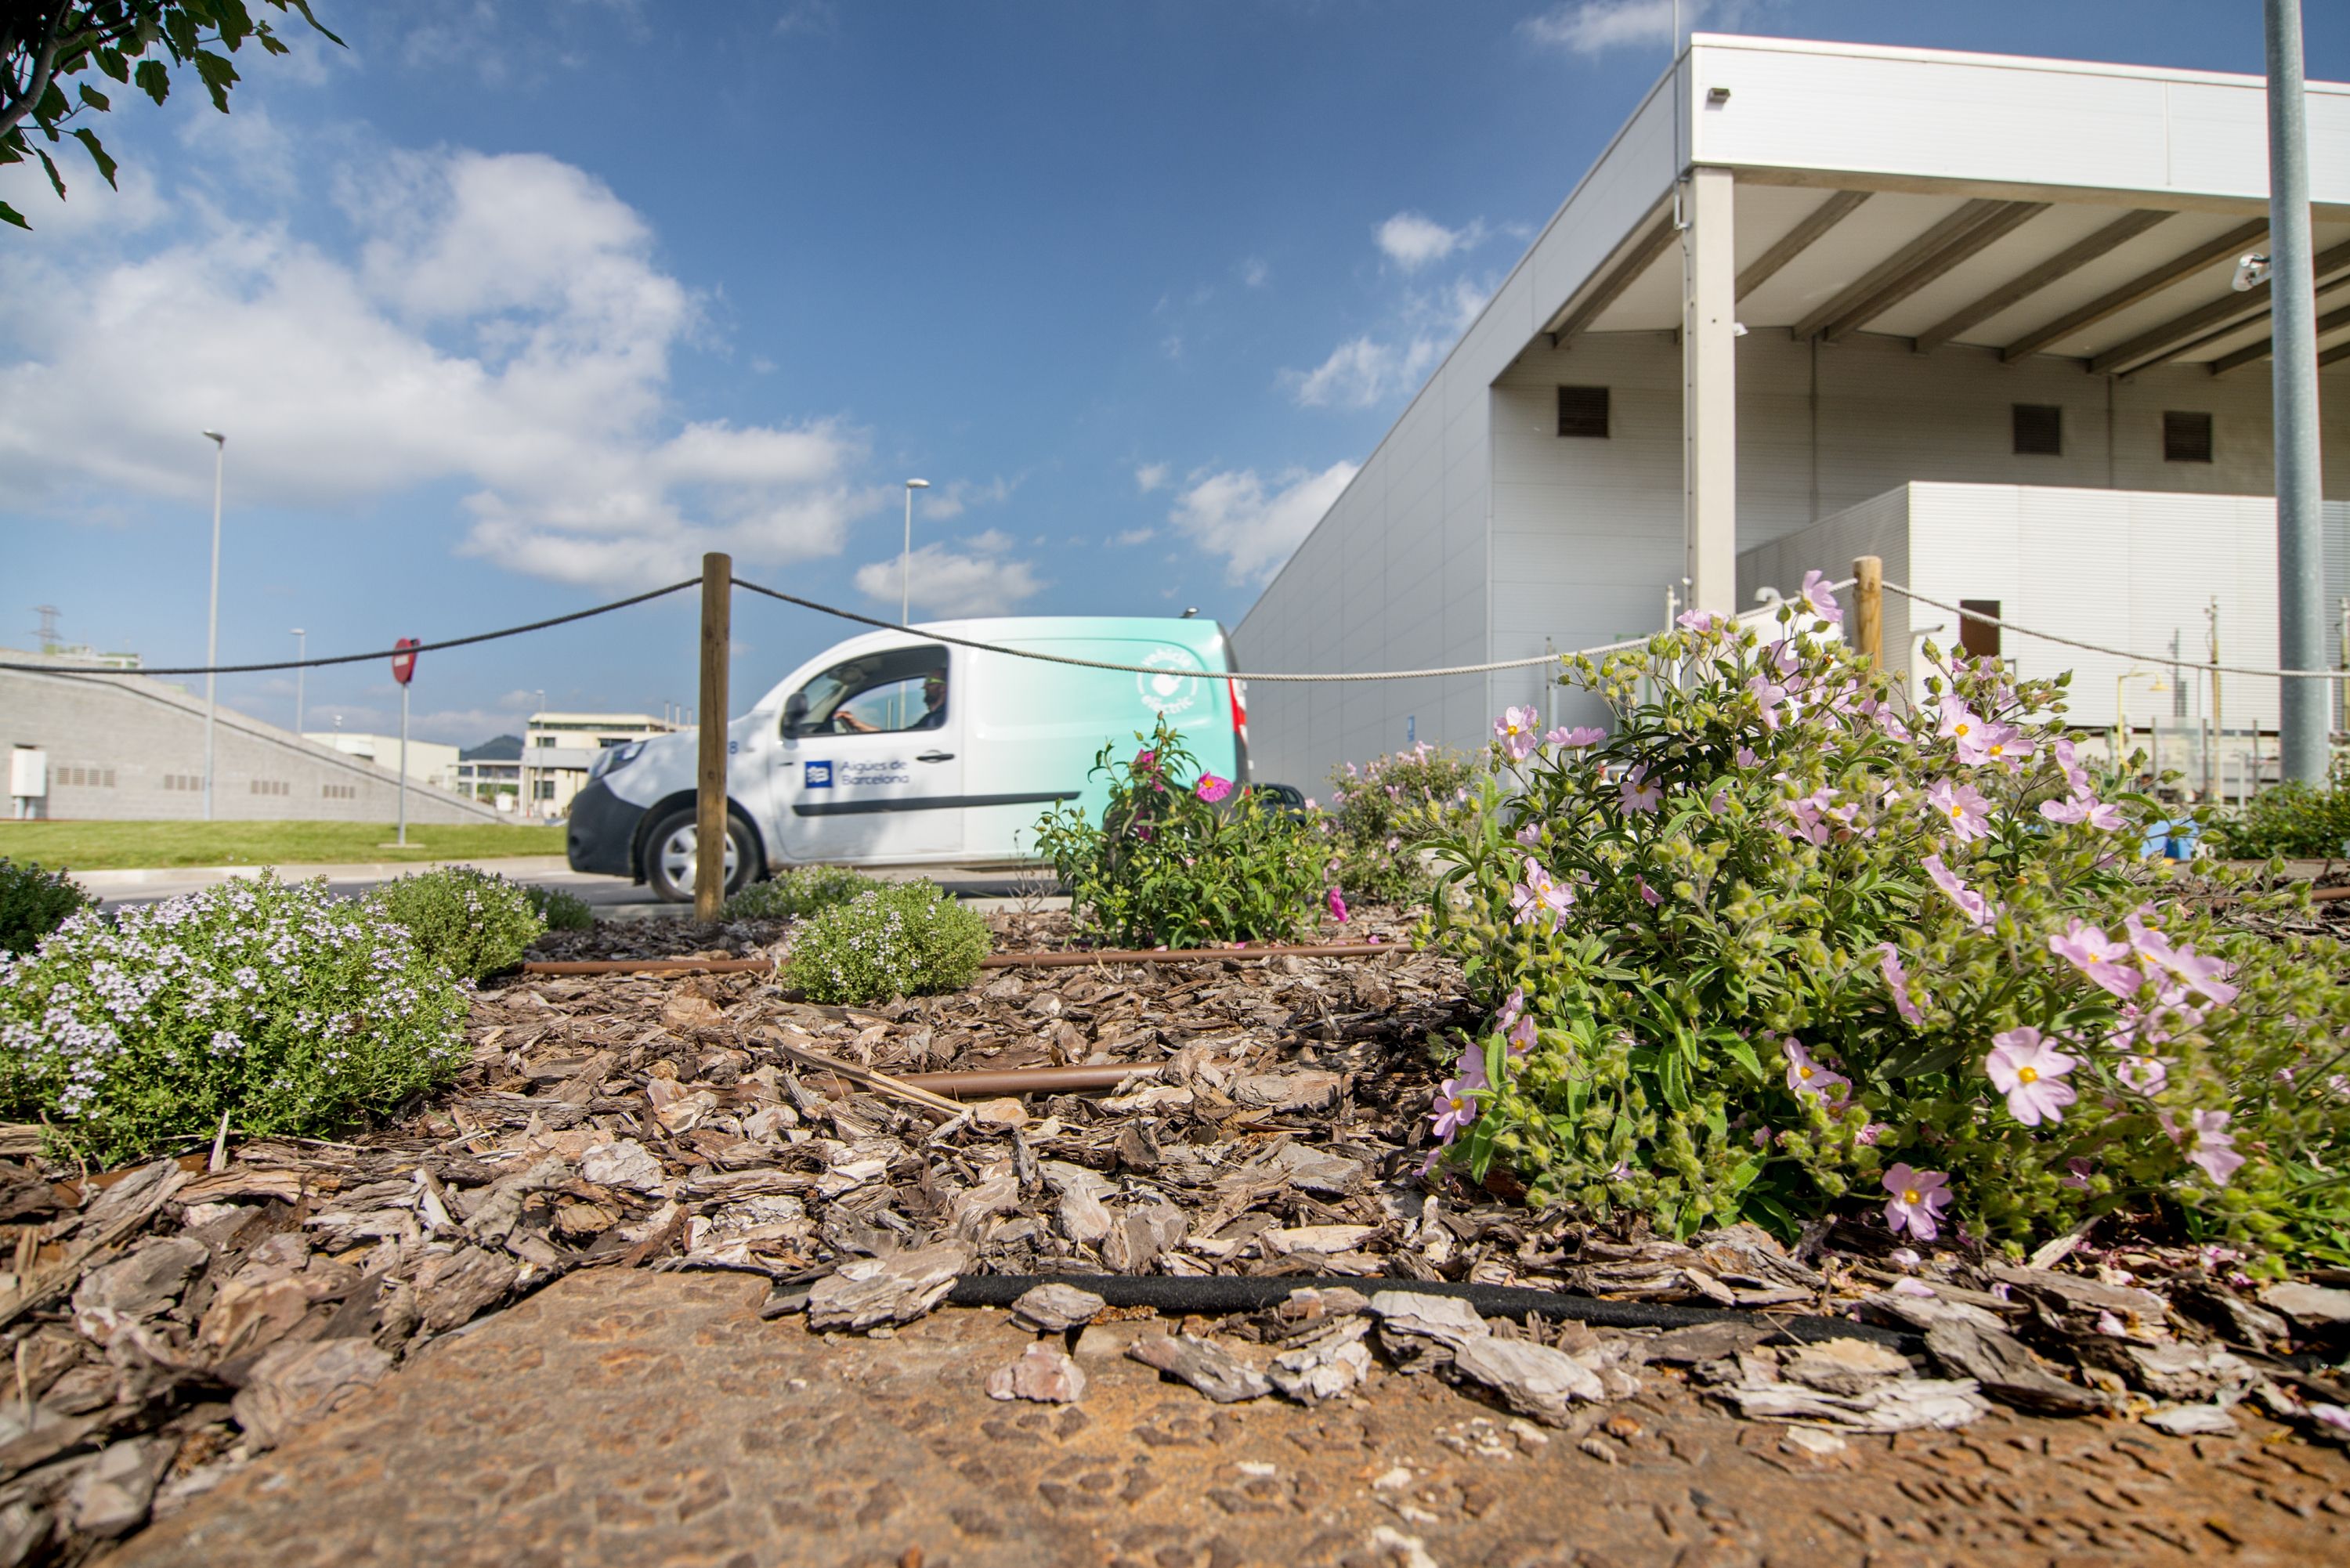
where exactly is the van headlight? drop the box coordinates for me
[591,740,647,781]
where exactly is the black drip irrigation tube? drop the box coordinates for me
[944,1274,1917,1353]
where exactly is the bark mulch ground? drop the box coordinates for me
[0,904,2345,1563]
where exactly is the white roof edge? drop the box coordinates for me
[1687,32,2350,94]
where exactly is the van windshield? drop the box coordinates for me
[786,645,949,735]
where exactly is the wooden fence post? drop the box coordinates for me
[696,551,732,922]
[1853,555,1884,667]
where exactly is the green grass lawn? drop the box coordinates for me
[0,821,569,873]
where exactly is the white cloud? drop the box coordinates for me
[0,147,881,587]
[1134,462,1170,493]
[1520,0,1754,56]
[1376,211,1486,273]
[852,540,1044,619]
[1169,462,1359,585]
[1240,256,1270,288]
[916,475,1015,522]
[1283,335,1444,410]
[1111,526,1156,547]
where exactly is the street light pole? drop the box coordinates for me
[901,478,931,627]
[201,430,226,822]
[2266,0,2326,782]
[291,628,306,735]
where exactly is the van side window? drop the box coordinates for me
[785,645,949,735]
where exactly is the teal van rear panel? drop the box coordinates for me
[958,619,1237,859]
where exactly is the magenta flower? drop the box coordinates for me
[1747,674,1788,732]
[2125,915,2240,1006]
[1515,822,1542,847]
[1134,748,1158,772]
[1429,1078,1479,1141]
[1636,877,1661,908]
[2051,736,2089,794]
[1984,1027,2078,1127]
[1782,1039,1849,1104]
[1195,773,1232,803]
[2048,919,2141,999]
[1925,778,1994,843]
[1922,854,1994,929]
[1856,1122,1889,1147]
[1619,767,1661,814]
[1781,791,1831,847]
[1495,706,1539,760]
[1495,987,1524,1036]
[1882,1164,1954,1242]
[1937,702,1991,765]
[1676,608,1719,633]
[1551,725,1606,748]
[1506,1013,1537,1056]
[2060,1157,2094,1190]
[1509,859,1574,930]
[1325,887,1350,923]
[1878,943,1924,1026]
[1455,1035,1490,1093]
[2039,791,2124,830]
[1800,569,1844,627]
[2183,1108,2244,1187]
[1735,746,1760,768]
[1980,723,2033,771]
[2118,1056,2167,1095]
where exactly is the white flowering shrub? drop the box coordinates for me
[0,874,469,1165]
[1324,743,1481,907]
[1421,574,2350,1263]
[723,865,885,923]
[782,880,990,1005]
[365,865,545,981]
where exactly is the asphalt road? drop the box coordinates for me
[77,855,1059,914]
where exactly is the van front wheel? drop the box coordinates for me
[643,808,758,903]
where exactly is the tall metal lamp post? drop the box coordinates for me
[2266,0,2326,782]
[901,478,931,627]
[290,628,306,735]
[201,430,226,821]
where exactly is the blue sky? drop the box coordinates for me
[6,0,2344,746]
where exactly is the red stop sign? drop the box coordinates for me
[391,637,420,686]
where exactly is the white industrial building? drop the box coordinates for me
[1235,34,2350,789]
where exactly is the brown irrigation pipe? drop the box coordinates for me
[897,1064,1159,1097]
[519,941,1412,977]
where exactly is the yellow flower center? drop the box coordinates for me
[1798,1064,1813,1080]
[1901,1187,1922,1205]
[1954,722,1971,737]
[1948,805,1963,819]
[2018,1065,2039,1084]
[1449,1096,1468,1111]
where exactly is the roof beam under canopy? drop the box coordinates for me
[1544,211,1678,350]
[1734,190,1870,301]
[1911,209,2173,354]
[2207,294,2350,377]
[1998,219,2267,363]
[2089,237,2350,376]
[1793,201,2047,343]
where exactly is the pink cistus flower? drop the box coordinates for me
[1878,942,1925,1026]
[2117,1055,2168,1096]
[1428,1078,1479,1141]
[1133,749,1158,772]
[1800,569,1844,627]
[1516,822,1542,847]
[1509,858,1574,930]
[1921,854,1994,930]
[2048,918,2141,1000]
[1619,767,1661,814]
[1979,722,2033,771]
[1925,778,1994,844]
[1636,877,1661,908]
[1748,674,1788,732]
[1676,608,1719,633]
[1506,1013,1536,1056]
[1195,773,1232,803]
[1882,1164,1954,1242]
[1495,987,1524,1036]
[1551,725,1606,749]
[1494,706,1540,761]
[1937,701,1991,766]
[1783,1039,1850,1104]
[2040,790,2125,831]
[2059,1157,2095,1190]
[1326,887,1350,923]
[2181,1107,2245,1187]
[1984,1027,2078,1127]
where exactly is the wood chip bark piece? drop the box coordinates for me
[1451,1335,1605,1425]
[1127,1333,1272,1403]
[579,1139,667,1195]
[985,1342,1086,1404]
[412,1245,521,1335]
[2142,1401,2240,1436]
[231,1337,394,1450]
[1368,1291,1488,1369]
[1010,1283,1104,1332]
[1714,1377,1991,1432]
[2261,1281,2350,1330]
[1923,1319,2108,1415]
[2119,1340,2256,1403]
[805,1241,969,1331]
[1640,1321,1770,1365]
[1039,1162,1113,1247]
[70,1238,208,1331]
[1268,1317,1372,1404]
[1780,1338,1913,1396]
[63,1436,173,1538]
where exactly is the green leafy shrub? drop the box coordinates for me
[1032,718,1328,948]
[522,883,595,932]
[1420,576,2350,1263]
[365,866,544,981]
[2208,771,2350,860]
[723,865,885,923]
[0,873,469,1165]
[783,880,990,1004]
[1324,744,1481,906]
[0,859,95,956]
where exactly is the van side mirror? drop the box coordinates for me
[783,692,808,735]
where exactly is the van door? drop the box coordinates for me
[772,642,964,862]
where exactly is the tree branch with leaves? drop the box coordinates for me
[0,0,339,231]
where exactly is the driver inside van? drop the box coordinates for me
[837,668,947,733]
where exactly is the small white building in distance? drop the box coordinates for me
[518,712,678,819]
[1235,34,2350,792]
[303,732,462,792]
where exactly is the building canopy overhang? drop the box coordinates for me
[1528,35,2350,379]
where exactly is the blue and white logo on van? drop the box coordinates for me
[804,761,833,788]
[1136,647,1202,718]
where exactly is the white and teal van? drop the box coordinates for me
[566,616,1249,901]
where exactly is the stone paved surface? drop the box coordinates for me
[103,1269,2350,1568]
